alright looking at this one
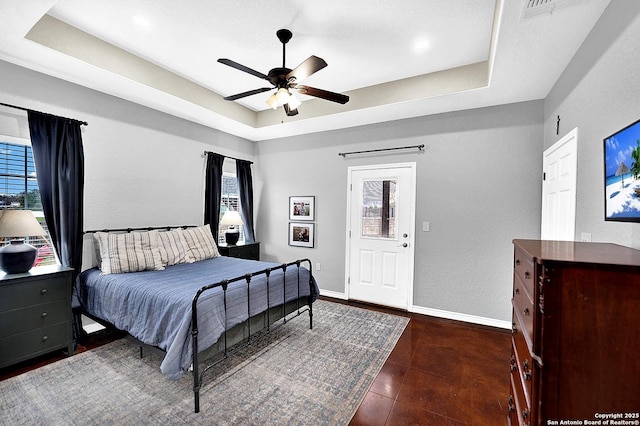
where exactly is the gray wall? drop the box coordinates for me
[544,0,640,249]
[257,101,543,323]
[0,60,257,231]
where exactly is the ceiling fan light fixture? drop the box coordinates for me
[287,92,301,110]
[266,93,279,109]
[276,87,290,104]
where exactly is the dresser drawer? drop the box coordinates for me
[512,276,535,350]
[0,274,68,310]
[508,374,531,426]
[514,247,535,298]
[0,300,67,338]
[0,323,70,368]
[511,332,536,409]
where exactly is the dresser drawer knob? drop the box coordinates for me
[41,288,47,295]
[508,395,515,413]
[41,312,48,319]
[524,271,530,279]
[523,307,530,316]
[42,335,48,342]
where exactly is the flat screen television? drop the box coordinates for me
[604,118,640,222]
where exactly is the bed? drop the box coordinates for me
[75,225,318,412]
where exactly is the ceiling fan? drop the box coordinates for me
[217,29,349,116]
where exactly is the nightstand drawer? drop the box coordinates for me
[0,274,68,310]
[0,323,70,368]
[0,300,67,338]
[218,242,260,260]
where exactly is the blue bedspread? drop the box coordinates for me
[77,256,318,380]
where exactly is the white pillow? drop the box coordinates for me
[95,230,164,275]
[182,224,220,262]
[157,228,194,266]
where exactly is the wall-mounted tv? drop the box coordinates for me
[604,118,640,222]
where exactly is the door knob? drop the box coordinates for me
[399,243,408,248]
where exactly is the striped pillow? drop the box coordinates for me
[182,224,220,262]
[157,228,194,266]
[95,230,164,275]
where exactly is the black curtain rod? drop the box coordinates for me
[0,102,88,126]
[203,150,253,165]
[338,144,425,157]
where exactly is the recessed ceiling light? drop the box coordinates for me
[413,37,431,54]
[133,15,151,28]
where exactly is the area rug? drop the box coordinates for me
[0,300,408,425]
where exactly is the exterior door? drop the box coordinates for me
[541,128,578,240]
[346,163,416,310]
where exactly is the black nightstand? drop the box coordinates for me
[0,265,74,369]
[218,241,260,261]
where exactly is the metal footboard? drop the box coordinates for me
[190,258,315,413]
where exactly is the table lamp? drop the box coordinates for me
[0,210,47,274]
[220,210,243,245]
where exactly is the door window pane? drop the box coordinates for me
[361,179,397,239]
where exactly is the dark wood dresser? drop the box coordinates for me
[0,265,74,369]
[509,239,640,425]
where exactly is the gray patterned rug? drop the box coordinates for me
[0,300,408,425]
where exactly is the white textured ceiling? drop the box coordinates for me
[0,0,611,141]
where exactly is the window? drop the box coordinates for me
[218,173,244,244]
[0,141,57,266]
[361,179,397,239]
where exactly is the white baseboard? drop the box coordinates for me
[317,289,511,330]
[318,289,348,300]
[411,305,512,330]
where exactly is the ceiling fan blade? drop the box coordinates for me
[218,58,269,80]
[295,85,349,104]
[286,56,327,82]
[223,87,272,101]
[283,104,299,116]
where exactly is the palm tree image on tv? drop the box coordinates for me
[631,140,640,181]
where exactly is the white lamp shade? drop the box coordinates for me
[276,88,290,104]
[265,93,279,109]
[220,210,243,226]
[0,210,46,238]
[287,93,301,110]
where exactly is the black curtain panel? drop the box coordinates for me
[27,111,85,273]
[236,159,255,242]
[204,152,225,242]
[28,111,85,346]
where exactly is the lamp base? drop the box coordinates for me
[0,240,38,274]
[224,230,240,245]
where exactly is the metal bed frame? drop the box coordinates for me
[80,226,315,414]
[190,259,314,413]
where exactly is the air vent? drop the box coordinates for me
[522,0,586,20]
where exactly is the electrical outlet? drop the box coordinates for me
[315,263,321,271]
[580,232,592,242]
[423,221,430,232]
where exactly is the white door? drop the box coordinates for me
[541,128,578,240]
[346,163,416,310]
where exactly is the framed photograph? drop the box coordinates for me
[289,196,315,221]
[289,222,315,248]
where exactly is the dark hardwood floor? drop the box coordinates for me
[343,299,512,425]
[0,299,511,424]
